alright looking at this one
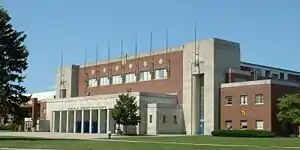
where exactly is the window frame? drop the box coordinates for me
[149,115,152,123]
[240,120,248,130]
[112,74,123,85]
[225,120,232,129]
[173,115,177,124]
[139,71,151,82]
[162,115,166,124]
[99,76,110,86]
[225,96,233,106]
[240,95,248,105]
[255,120,264,130]
[87,78,98,87]
[255,94,264,105]
[154,68,168,80]
[125,73,136,83]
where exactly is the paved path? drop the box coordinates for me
[0,132,184,140]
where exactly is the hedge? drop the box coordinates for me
[0,123,18,131]
[211,129,275,138]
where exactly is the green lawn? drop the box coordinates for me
[0,136,299,150]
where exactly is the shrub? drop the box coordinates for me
[0,123,18,131]
[211,129,275,138]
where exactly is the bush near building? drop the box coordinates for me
[211,129,275,138]
[0,123,18,131]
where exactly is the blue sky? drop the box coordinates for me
[3,0,300,93]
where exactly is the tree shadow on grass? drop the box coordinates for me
[0,136,81,141]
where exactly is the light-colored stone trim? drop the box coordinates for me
[41,92,177,103]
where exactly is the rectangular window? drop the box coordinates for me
[149,115,152,123]
[99,77,110,86]
[155,69,168,80]
[265,70,271,77]
[255,94,264,105]
[173,115,177,124]
[280,73,285,80]
[125,73,136,83]
[112,75,123,84]
[139,71,151,82]
[162,115,166,124]
[240,95,248,105]
[255,120,264,130]
[88,78,98,87]
[225,96,233,106]
[254,69,262,76]
[240,120,248,129]
[272,73,279,79]
[225,120,232,129]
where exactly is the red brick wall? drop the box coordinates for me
[77,51,184,103]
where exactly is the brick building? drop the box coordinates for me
[34,38,300,136]
[220,80,300,136]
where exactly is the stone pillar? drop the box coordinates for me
[66,111,69,133]
[81,110,84,133]
[31,98,38,132]
[106,109,110,133]
[73,110,77,133]
[98,109,101,134]
[52,111,55,132]
[59,111,62,132]
[191,74,200,134]
[89,109,92,133]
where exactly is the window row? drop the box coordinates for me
[87,69,168,87]
[225,94,264,106]
[149,114,178,124]
[240,66,287,80]
[225,120,264,130]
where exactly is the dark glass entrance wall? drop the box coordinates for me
[199,74,204,134]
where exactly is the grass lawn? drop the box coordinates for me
[0,136,299,150]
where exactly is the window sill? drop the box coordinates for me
[154,78,168,80]
[255,103,264,105]
[225,105,232,107]
[240,104,248,106]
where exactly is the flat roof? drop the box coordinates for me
[221,79,300,88]
[241,61,300,75]
[41,92,177,103]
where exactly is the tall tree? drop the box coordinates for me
[111,93,141,134]
[277,93,300,133]
[0,7,30,123]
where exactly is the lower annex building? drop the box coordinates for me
[30,38,300,136]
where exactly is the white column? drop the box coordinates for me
[66,111,69,133]
[81,110,84,133]
[73,110,77,133]
[59,111,62,132]
[191,75,200,135]
[97,109,101,134]
[89,109,92,133]
[106,109,110,133]
[52,111,55,132]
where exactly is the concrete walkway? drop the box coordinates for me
[0,132,185,140]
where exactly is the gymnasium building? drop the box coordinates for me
[29,38,300,136]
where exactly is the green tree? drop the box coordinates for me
[111,93,141,134]
[277,93,300,133]
[0,7,30,125]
